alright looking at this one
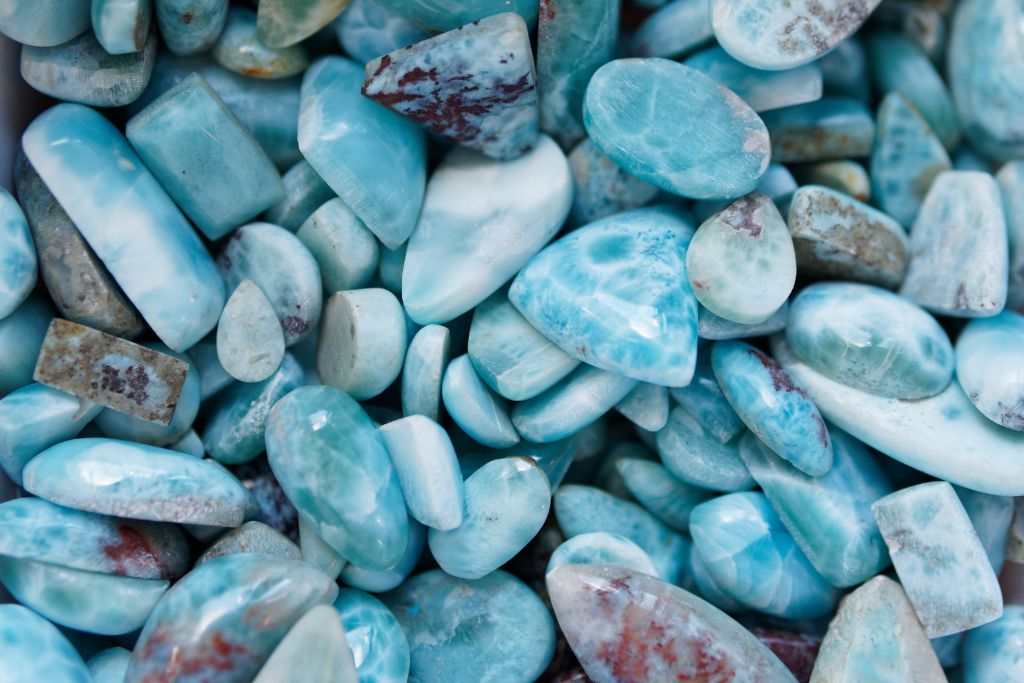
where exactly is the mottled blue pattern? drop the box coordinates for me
[0,0,91,46]
[334,588,410,683]
[0,189,35,320]
[92,0,151,54]
[683,45,822,113]
[963,605,1024,683]
[955,312,1024,430]
[614,458,712,533]
[370,0,538,32]
[341,520,424,593]
[761,97,874,164]
[656,406,754,492]
[669,349,744,443]
[441,355,519,448]
[631,0,712,59]
[213,8,308,79]
[155,0,229,55]
[567,137,659,226]
[0,604,92,683]
[379,416,463,531]
[689,543,744,612]
[615,382,669,432]
[88,648,132,683]
[401,325,448,421]
[0,296,52,396]
[336,0,429,65]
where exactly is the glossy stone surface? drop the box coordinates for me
[684,45,822,112]
[900,171,1008,317]
[22,103,224,351]
[546,531,660,578]
[0,603,92,683]
[957,486,1014,575]
[197,521,300,564]
[217,280,285,383]
[584,58,769,199]
[956,313,1024,429]
[962,605,1024,683]
[400,324,448,421]
[0,0,91,46]
[155,0,229,55]
[258,0,348,47]
[266,162,334,233]
[385,569,554,683]
[567,137,659,226]
[656,406,754,492]
[88,648,131,683]
[214,8,308,79]
[762,98,874,164]
[297,198,379,292]
[441,354,519,448]
[631,0,712,59]
[0,296,52,396]
[690,492,839,618]
[371,0,538,32]
[615,382,669,432]
[298,516,346,581]
[340,520,424,593]
[0,189,34,320]
[548,564,798,683]
[698,302,789,341]
[254,604,357,683]
[333,588,410,683]
[668,349,744,444]
[614,458,712,532]
[299,56,426,249]
[92,0,151,55]
[336,0,429,65]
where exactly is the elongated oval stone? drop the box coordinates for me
[615,382,669,432]
[762,97,874,163]
[336,0,429,65]
[787,282,954,399]
[794,159,871,202]
[584,58,769,199]
[214,8,308,79]
[340,520,424,593]
[370,0,538,32]
[297,198,379,292]
[0,604,92,683]
[258,0,348,47]
[266,385,408,569]
[155,0,229,55]
[963,606,1024,683]
[656,406,754,491]
[254,604,358,683]
[92,0,151,55]
[614,458,713,533]
[217,280,285,383]
[0,0,91,47]
[669,349,744,444]
[683,45,823,113]
[88,648,132,683]
[510,206,698,386]
[334,588,410,683]
[567,137,659,226]
[0,297,52,396]
[956,313,1024,430]
[441,355,519,449]
[401,324,448,420]
[546,531,660,578]
[0,189,35,320]
[631,0,713,59]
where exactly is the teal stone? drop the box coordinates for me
[217,280,285,383]
[786,282,954,399]
[441,354,519,448]
[0,604,91,683]
[403,137,571,325]
[901,171,1008,317]
[254,604,358,683]
[298,199,379,292]
[567,137,659,226]
[692,161,797,223]
[188,337,234,400]
[266,385,408,569]
[22,104,224,352]
[871,92,952,228]
[88,648,131,683]
[584,58,770,199]
[370,0,538,32]
[948,0,1024,161]
[554,484,688,582]
[998,162,1024,308]
[867,31,961,150]
[614,457,713,532]
[956,486,1014,575]
[631,0,712,59]
[298,56,426,249]
[336,0,429,65]
[685,45,822,114]
[698,302,789,341]
[214,8,308,79]
[299,516,346,581]
[656,406,755,491]
[818,34,869,101]
[954,145,991,172]
[126,555,338,683]
[872,481,1003,637]
[794,159,871,202]
[509,206,698,386]
[401,324,449,420]
[0,557,167,635]
[460,432,579,489]
[197,521,300,564]
[0,297,52,396]
[384,569,554,683]
[92,0,152,54]
[690,492,840,619]
[22,438,251,526]
[956,313,1024,429]
[334,588,411,683]
[0,0,91,46]
[762,97,874,163]
[689,543,744,612]
[615,382,669,432]
[155,0,229,55]
[377,243,405,294]
[268,160,336,232]
[739,429,891,587]
[0,189,35,320]
[546,531,660,578]
[963,606,1024,683]
[128,73,285,241]
[669,348,744,443]
[341,519,424,593]
[257,0,348,47]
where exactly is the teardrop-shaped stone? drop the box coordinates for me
[253,605,358,683]
[956,312,1024,430]
[217,280,285,383]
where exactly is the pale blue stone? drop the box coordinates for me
[691,160,797,224]
[197,520,300,564]
[188,337,234,400]
[631,0,712,59]
[266,385,408,569]
[216,279,285,383]
[656,406,755,492]
[459,433,579,489]
[377,243,405,294]
[401,324,449,421]
[689,543,745,612]
[298,56,426,249]
[793,159,871,202]
[963,605,1024,683]
[669,349,744,443]
[584,58,770,199]
[698,302,789,341]
[0,0,91,46]
[614,457,712,532]
[441,354,519,448]
[546,531,660,578]
[296,518,345,583]
[254,604,358,683]
[872,481,1003,637]
[683,45,822,113]
[554,484,688,582]
[171,429,203,456]
[956,486,1014,575]
[690,492,840,619]
[762,97,875,163]
[23,438,251,526]
[0,189,35,320]
[428,456,549,579]
[998,162,1024,308]
[22,104,224,352]
[92,0,152,54]
[510,206,698,386]
[370,0,538,32]
[297,198,380,292]
[214,8,309,79]
[267,160,335,231]
[334,588,410,683]
[336,0,429,65]
[257,0,348,47]
[0,604,91,683]
[0,297,52,396]
[384,569,554,683]
[88,648,131,683]
[155,0,229,55]
[566,137,659,226]
[615,382,670,432]
[339,519,421,593]
[955,312,1024,429]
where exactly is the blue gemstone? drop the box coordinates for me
[401,324,449,421]
[441,354,519,448]
[0,297,51,395]
[547,531,660,578]
[656,406,755,492]
[336,0,429,66]
[0,189,35,319]
[369,0,538,32]
[333,588,411,683]
[631,0,712,60]
[0,604,92,683]
[998,162,1024,308]
[87,648,131,683]
[669,349,744,443]
[340,519,424,593]
[213,8,309,79]
[962,605,1024,682]
[698,301,789,341]
[0,0,90,46]
[297,198,380,292]
[615,382,670,432]
[298,516,346,581]
[566,137,659,226]
[155,0,229,56]
[956,485,1014,575]
[254,605,358,683]
[92,0,152,54]
[683,45,823,113]
[216,280,285,383]
[761,97,875,164]
[688,543,745,612]
[268,160,335,232]
[956,312,1024,429]
[613,457,712,532]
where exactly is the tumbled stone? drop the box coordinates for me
[336,0,429,65]
[267,164,335,233]
[656,406,754,491]
[297,198,379,292]
[216,280,284,384]
[0,189,34,320]
[88,648,131,683]
[188,337,233,401]
[684,45,822,112]
[998,162,1024,308]
[567,137,659,226]
[957,486,1014,575]
[956,313,1024,430]
[0,604,92,683]
[669,349,744,444]
[762,98,874,164]
[155,0,228,55]
[214,8,308,78]
[794,160,871,202]
[962,605,1024,683]
[614,457,712,532]
[371,0,538,32]
[546,531,660,578]
[615,383,669,432]
[0,0,91,46]
[197,521,300,565]
[692,161,798,223]
[258,0,348,47]
[254,605,357,683]
[0,296,52,396]
[299,516,346,581]
[400,324,448,421]
[698,302,789,340]
[92,0,150,55]
[441,354,519,448]
[340,520,424,593]
[334,588,410,683]
[631,0,712,59]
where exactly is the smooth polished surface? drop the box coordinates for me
[956,312,1024,430]
[0,603,92,683]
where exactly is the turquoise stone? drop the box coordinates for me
[257,0,348,47]
[871,92,952,228]
[401,324,448,420]
[297,199,379,292]
[22,104,224,351]
[567,137,659,226]
[546,531,661,578]
[901,171,1008,317]
[384,569,554,683]
[377,243,405,294]
[126,555,338,683]
[684,45,822,113]
[690,492,840,619]
[547,564,797,683]
[0,296,52,396]
[787,184,909,288]
[334,589,411,683]
[867,31,961,150]
[762,97,874,163]
[403,136,571,324]
[963,606,1024,683]
[957,486,1014,575]
[22,438,251,526]
[269,160,335,232]
[441,354,519,448]
[216,280,285,383]
[956,313,1024,429]
[0,0,90,46]
[584,58,770,199]
[698,302,788,341]
[794,159,871,202]
[214,8,308,79]
[954,145,991,172]
[656,406,755,491]
[370,0,538,32]
[819,35,869,100]
[92,0,152,54]
[948,0,1024,161]
[460,432,579,489]
[554,484,688,581]
[872,481,1003,637]
[155,0,229,55]
[615,382,669,432]
[668,348,744,443]
[266,385,408,569]
[510,206,698,386]
[299,516,346,580]
[631,0,712,59]
[0,604,91,683]
[0,189,35,320]
[689,543,744,612]
[254,604,358,683]
[336,0,429,65]
[614,457,712,532]
[998,162,1024,308]
[686,193,796,324]
[298,56,426,249]
[127,73,285,241]
[340,519,424,593]
[88,648,131,683]
[692,161,797,223]
[188,337,234,400]
[786,282,954,399]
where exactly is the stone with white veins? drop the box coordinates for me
[217,280,285,383]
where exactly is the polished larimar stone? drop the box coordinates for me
[334,588,410,683]
[656,406,754,491]
[371,0,538,32]
[957,486,1014,575]
[127,73,285,241]
[614,458,712,532]
[21,29,156,106]
[548,564,798,683]
[510,206,698,385]
[546,532,660,578]
[254,604,358,683]
[88,648,131,683]
[198,521,300,564]
[155,0,228,55]
[684,45,821,113]
[0,604,92,683]
[264,161,334,227]
[364,14,538,160]
[669,349,744,444]
[631,0,712,59]
[794,160,871,202]
[401,325,449,420]
[762,98,874,163]
[817,33,868,100]
[379,416,463,531]
[336,0,429,65]
[584,58,769,199]
[385,569,554,683]
[92,0,151,54]
[441,355,519,448]
[692,161,797,223]
[740,429,891,587]
[218,223,322,346]
[266,386,408,568]
[871,92,952,228]
[300,516,346,580]
[615,383,669,432]
[214,8,308,79]
[126,555,337,683]
[217,280,285,383]
[23,438,251,526]
[690,492,839,618]
[787,184,909,288]
[23,104,224,351]
[699,303,788,341]
[403,138,571,324]
[461,432,579,489]
[169,429,203,456]
[872,481,1002,637]
[377,243,405,294]
[554,484,688,581]
[689,538,753,610]
[963,606,1024,683]
[428,457,548,578]
[567,137,659,226]
[0,297,52,396]
[948,0,1024,161]
[341,519,424,593]
[299,57,426,249]
[0,189,34,320]
[0,0,91,46]
[297,199,379,292]
[687,193,796,324]
[956,313,1024,429]
[188,337,234,400]
[901,171,1008,317]
[811,576,946,683]
[998,162,1024,308]
[787,282,954,399]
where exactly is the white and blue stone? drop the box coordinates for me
[266,160,335,231]
[962,605,1024,683]
[692,161,797,223]
[370,0,538,32]
[669,349,744,444]
[546,531,661,578]
[216,280,285,383]
[656,406,755,492]
[0,296,52,396]
[0,189,35,320]
[0,604,92,683]
[257,0,348,47]
[0,0,91,46]
[401,324,449,421]
[614,457,713,533]
[155,0,229,55]
[92,0,152,54]
[761,97,874,164]
[254,604,358,683]
[631,0,712,59]
[688,540,745,612]
[566,137,660,226]
[615,382,670,432]
[698,302,789,341]
[341,519,424,593]
[297,198,379,293]
[441,354,519,449]
[336,0,429,66]
[299,516,347,581]
[957,486,1015,575]
[88,648,131,683]
[955,312,1024,430]
[684,45,822,114]
[213,8,309,79]
[333,588,410,683]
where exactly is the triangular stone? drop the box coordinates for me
[253,604,358,683]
